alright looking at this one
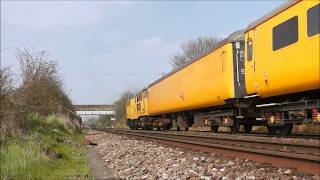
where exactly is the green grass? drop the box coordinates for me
[0,114,92,180]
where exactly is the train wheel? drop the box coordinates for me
[267,126,277,134]
[211,125,219,133]
[130,126,138,130]
[144,126,153,130]
[185,127,189,131]
[177,127,181,131]
[268,124,293,135]
[244,124,253,133]
[163,124,171,131]
[230,120,240,133]
[280,124,293,135]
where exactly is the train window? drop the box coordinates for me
[240,50,244,61]
[143,91,148,98]
[272,16,298,51]
[307,4,320,37]
[247,39,252,61]
[136,94,142,102]
[137,103,141,111]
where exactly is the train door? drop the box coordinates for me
[136,94,142,116]
[142,90,148,114]
[233,41,246,97]
[245,29,257,95]
[221,50,227,101]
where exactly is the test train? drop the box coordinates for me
[126,0,320,134]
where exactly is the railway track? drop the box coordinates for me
[238,132,320,139]
[164,130,320,139]
[102,128,320,175]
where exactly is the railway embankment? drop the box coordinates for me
[0,115,92,179]
[85,130,319,180]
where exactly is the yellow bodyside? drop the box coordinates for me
[126,91,149,120]
[126,98,136,120]
[245,0,320,97]
[148,43,236,116]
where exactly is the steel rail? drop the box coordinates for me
[164,130,320,139]
[103,129,320,163]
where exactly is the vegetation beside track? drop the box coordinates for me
[0,114,92,180]
[0,49,91,180]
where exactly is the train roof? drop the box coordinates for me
[148,30,244,88]
[245,0,301,32]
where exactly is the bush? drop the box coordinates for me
[16,48,74,113]
[0,48,75,139]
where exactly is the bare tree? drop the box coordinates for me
[0,67,14,109]
[170,36,221,68]
[15,48,74,113]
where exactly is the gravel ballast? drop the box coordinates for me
[86,131,319,180]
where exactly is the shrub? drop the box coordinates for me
[0,48,75,139]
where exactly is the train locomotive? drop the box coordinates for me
[126,0,320,134]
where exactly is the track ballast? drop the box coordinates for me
[102,128,320,175]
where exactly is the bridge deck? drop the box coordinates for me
[74,105,115,115]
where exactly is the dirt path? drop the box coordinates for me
[87,146,117,180]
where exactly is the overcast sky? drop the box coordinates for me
[1,1,285,105]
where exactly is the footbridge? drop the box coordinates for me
[74,105,115,115]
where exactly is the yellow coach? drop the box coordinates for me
[245,0,319,97]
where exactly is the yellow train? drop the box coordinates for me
[126,0,320,134]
